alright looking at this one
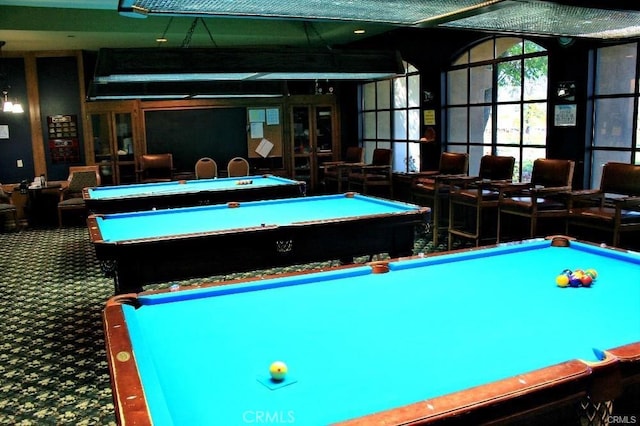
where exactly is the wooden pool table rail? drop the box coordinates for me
[102,251,640,426]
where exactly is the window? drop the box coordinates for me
[590,42,639,188]
[444,37,548,181]
[360,62,420,173]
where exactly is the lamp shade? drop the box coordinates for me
[3,99,13,112]
[12,102,23,113]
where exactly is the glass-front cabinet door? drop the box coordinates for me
[289,96,338,193]
[86,101,139,185]
[292,106,312,186]
[315,105,335,188]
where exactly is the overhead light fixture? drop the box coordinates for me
[155,17,173,45]
[117,0,505,26]
[440,1,640,39]
[90,47,404,98]
[87,78,287,101]
[118,0,640,40]
[1,42,24,114]
[88,47,403,99]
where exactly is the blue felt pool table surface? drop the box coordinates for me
[86,175,299,200]
[92,193,423,242]
[104,239,640,425]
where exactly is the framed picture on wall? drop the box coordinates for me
[554,104,577,127]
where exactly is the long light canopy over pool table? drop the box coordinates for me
[88,193,429,294]
[83,174,306,213]
[103,237,640,425]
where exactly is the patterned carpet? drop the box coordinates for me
[0,223,436,425]
[0,226,116,425]
[2,223,639,425]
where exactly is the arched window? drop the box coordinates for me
[445,36,548,181]
[359,61,420,173]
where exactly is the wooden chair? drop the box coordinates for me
[348,148,393,197]
[411,152,469,246]
[0,184,18,231]
[58,165,101,227]
[322,146,364,193]
[567,162,640,248]
[227,157,250,177]
[448,155,515,249]
[497,158,575,242]
[195,157,218,179]
[137,153,174,183]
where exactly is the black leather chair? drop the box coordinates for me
[568,162,640,248]
[58,165,101,227]
[448,155,515,249]
[0,184,18,231]
[322,146,364,193]
[497,158,574,242]
[137,153,174,183]
[348,148,393,197]
[411,152,469,246]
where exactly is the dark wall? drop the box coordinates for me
[37,56,84,181]
[0,58,31,184]
[545,39,592,188]
[144,108,247,173]
[335,82,359,159]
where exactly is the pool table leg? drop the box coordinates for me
[113,265,143,294]
[338,256,355,265]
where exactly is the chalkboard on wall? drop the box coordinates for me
[144,108,247,173]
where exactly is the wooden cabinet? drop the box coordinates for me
[85,101,141,185]
[81,97,338,189]
[288,96,339,193]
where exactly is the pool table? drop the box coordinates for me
[88,193,429,294]
[83,174,306,214]
[102,237,640,425]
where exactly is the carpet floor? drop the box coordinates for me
[0,223,436,425]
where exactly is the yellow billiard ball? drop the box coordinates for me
[556,274,570,287]
[269,361,288,381]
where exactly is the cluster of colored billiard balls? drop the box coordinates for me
[236,179,253,185]
[556,268,598,288]
[269,361,288,381]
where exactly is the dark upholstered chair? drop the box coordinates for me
[195,157,218,179]
[568,162,640,248]
[137,153,174,183]
[227,157,250,177]
[58,165,101,227]
[448,155,515,249]
[322,146,364,193]
[348,148,393,197]
[497,158,575,242]
[411,152,469,246]
[0,184,18,231]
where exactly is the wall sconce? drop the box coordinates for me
[1,41,24,114]
[1,89,23,114]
